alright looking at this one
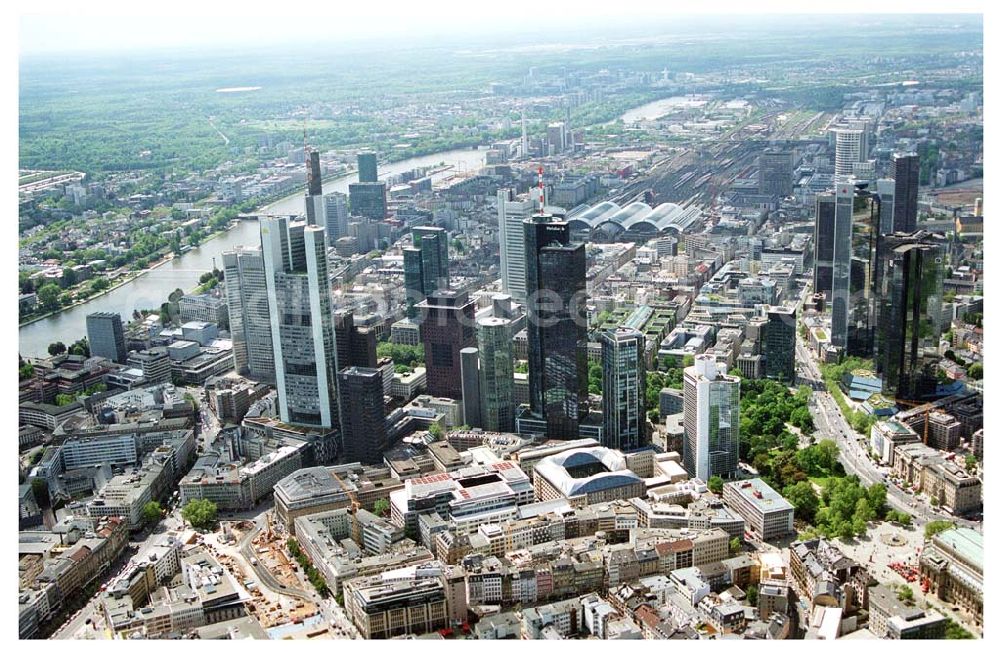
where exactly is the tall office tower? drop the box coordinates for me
[524,215,588,439]
[833,128,864,183]
[496,189,535,301]
[403,226,450,302]
[459,347,483,429]
[875,178,896,235]
[324,192,349,242]
[875,231,947,401]
[222,246,275,381]
[334,310,377,372]
[829,181,855,350]
[813,193,836,299]
[846,182,894,357]
[261,216,340,429]
[477,317,515,433]
[601,327,647,452]
[86,312,126,363]
[417,289,477,400]
[357,152,378,183]
[682,355,740,481]
[304,149,325,227]
[758,148,794,197]
[348,182,388,219]
[546,122,567,154]
[891,152,920,233]
[338,366,386,464]
[764,306,796,383]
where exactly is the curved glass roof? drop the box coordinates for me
[609,202,653,227]
[565,201,703,237]
[566,201,620,230]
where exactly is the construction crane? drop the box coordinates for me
[332,471,361,514]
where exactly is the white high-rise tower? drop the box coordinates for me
[682,355,740,481]
[261,216,340,429]
[496,188,536,301]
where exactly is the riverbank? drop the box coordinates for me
[17,227,234,330]
[19,146,489,358]
[18,262,164,329]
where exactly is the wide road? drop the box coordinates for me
[795,336,980,531]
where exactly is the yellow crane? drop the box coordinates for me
[331,471,361,514]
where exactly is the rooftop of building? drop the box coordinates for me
[723,478,793,514]
[534,446,643,498]
[931,526,982,569]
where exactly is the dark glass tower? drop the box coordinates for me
[348,182,388,219]
[764,306,796,383]
[334,309,377,372]
[891,152,920,233]
[524,215,588,439]
[86,312,126,363]
[813,193,836,298]
[758,148,794,197]
[847,183,890,357]
[403,226,450,302]
[601,327,647,451]
[305,149,324,226]
[358,152,378,183]
[875,231,947,401]
[338,366,386,464]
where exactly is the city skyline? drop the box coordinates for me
[15,6,985,642]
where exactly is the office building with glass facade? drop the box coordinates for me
[683,355,740,481]
[601,327,647,451]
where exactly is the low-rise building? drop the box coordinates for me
[179,444,306,511]
[533,446,647,506]
[867,584,946,639]
[892,442,982,514]
[389,460,533,539]
[722,478,794,542]
[274,464,402,534]
[790,539,870,615]
[342,566,448,639]
[919,527,982,626]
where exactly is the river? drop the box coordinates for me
[618,95,710,123]
[19,147,487,358]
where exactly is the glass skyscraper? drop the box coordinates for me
[891,151,920,233]
[764,306,796,383]
[417,289,477,400]
[601,327,647,451]
[403,226,450,304]
[524,215,588,439]
[261,216,340,429]
[813,192,836,298]
[875,231,947,400]
[683,355,740,481]
[86,311,126,364]
[496,188,535,301]
[357,152,378,183]
[222,246,274,381]
[477,316,515,433]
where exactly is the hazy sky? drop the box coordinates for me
[19,1,984,56]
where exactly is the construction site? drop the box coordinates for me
[212,519,320,631]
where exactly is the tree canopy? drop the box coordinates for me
[181,498,218,529]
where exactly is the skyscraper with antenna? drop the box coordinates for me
[303,121,325,230]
